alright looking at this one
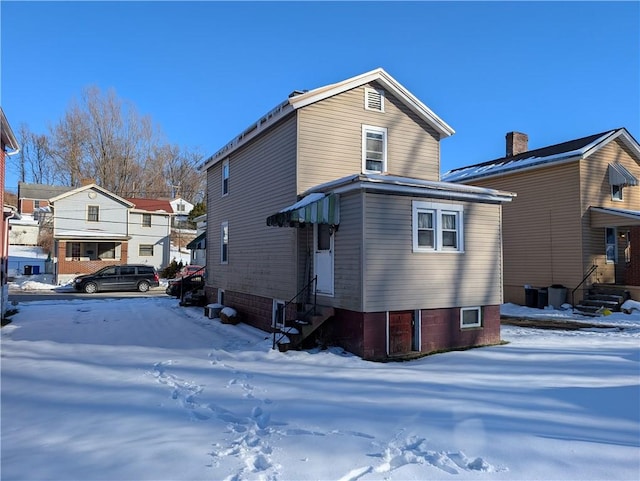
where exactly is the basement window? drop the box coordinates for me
[460,307,482,328]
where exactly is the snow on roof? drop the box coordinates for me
[304,173,516,204]
[442,128,639,183]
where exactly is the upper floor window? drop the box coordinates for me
[177,203,185,212]
[142,213,152,227]
[611,184,623,201]
[222,159,229,196]
[87,205,99,222]
[364,88,385,112]
[362,125,387,174]
[412,201,464,253]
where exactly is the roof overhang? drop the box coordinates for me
[186,231,206,249]
[287,68,455,139]
[590,207,640,228]
[307,174,516,204]
[1,108,20,155]
[50,184,135,207]
[584,128,640,161]
[54,231,131,241]
[202,68,454,171]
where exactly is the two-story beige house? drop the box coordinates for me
[442,128,640,309]
[203,69,515,361]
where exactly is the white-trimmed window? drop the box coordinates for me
[218,289,225,305]
[222,159,229,196]
[139,244,154,256]
[87,205,99,222]
[364,88,385,112]
[412,201,464,252]
[362,125,387,173]
[460,307,482,328]
[611,184,623,201]
[142,213,152,227]
[221,221,229,264]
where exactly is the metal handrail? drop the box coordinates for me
[571,264,597,308]
[272,275,317,350]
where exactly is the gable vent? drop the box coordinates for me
[365,88,384,112]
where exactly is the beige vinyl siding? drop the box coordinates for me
[470,162,583,301]
[206,115,300,300]
[362,192,503,311]
[297,82,441,194]
[295,191,364,310]
[328,191,364,310]
[580,139,640,283]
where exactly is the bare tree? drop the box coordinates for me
[12,124,57,186]
[50,86,157,196]
[22,85,202,200]
[154,144,206,202]
[50,103,91,187]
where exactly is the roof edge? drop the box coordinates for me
[201,68,454,171]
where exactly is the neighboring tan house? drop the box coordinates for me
[202,68,515,361]
[442,128,640,309]
[17,182,72,215]
[49,184,172,283]
[1,108,20,317]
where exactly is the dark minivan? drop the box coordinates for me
[73,264,160,293]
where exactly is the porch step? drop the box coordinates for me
[277,305,334,351]
[574,285,630,317]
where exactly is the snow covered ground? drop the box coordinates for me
[1,276,639,480]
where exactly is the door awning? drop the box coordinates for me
[266,193,340,227]
[608,162,638,187]
[590,206,640,228]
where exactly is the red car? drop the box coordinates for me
[166,265,205,296]
[178,265,204,277]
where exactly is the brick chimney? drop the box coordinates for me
[506,132,528,157]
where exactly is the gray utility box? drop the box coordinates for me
[547,285,567,309]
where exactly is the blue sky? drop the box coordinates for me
[2,1,639,193]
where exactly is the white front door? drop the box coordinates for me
[314,223,334,296]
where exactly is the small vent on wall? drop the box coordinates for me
[365,88,384,112]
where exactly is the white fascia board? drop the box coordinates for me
[202,69,455,171]
[289,68,455,138]
[201,101,294,171]
[591,206,640,219]
[333,181,514,204]
[54,230,131,240]
[1,108,19,152]
[583,129,640,161]
[49,184,135,207]
[305,174,514,203]
[447,154,583,184]
[130,208,172,216]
